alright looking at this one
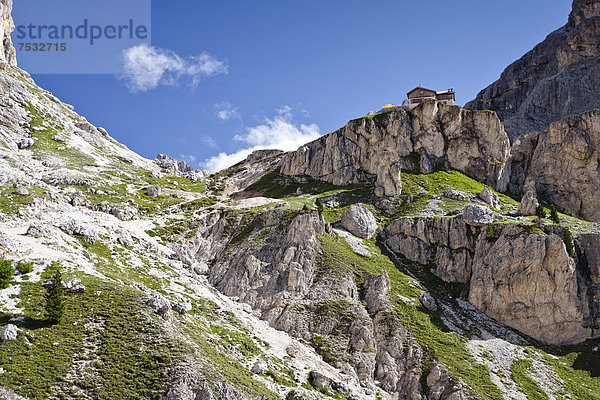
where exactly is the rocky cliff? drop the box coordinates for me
[382,217,600,345]
[0,0,16,66]
[508,109,600,222]
[466,0,600,140]
[1,0,600,398]
[280,101,511,196]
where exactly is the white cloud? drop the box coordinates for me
[121,44,228,92]
[202,107,321,172]
[215,102,241,121]
[202,136,219,149]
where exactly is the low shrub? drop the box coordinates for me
[535,205,547,219]
[0,258,14,289]
[550,204,560,224]
[16,261,33,275]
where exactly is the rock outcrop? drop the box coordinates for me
[340,204,378,239]
[0,0,16,66]
[508,109,600,222]
[466,0,600,140]
[280,101,511,196]
[382,217,600,345]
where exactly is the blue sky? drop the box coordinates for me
[15,0,572,171]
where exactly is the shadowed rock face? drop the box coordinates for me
[508,109,600,222]
[466,0,600,140]
[382,217,600,345]
[280,101,511,196]
[0,0,16,66]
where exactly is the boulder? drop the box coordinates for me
[443,190,469,201]
[14,187,28,196]
[192,262,209,275]
[340,204,378,239]
[308,371,330,390]
[16,138,34,149]
[147,186,162,198]
[427,364,465,400]
[420,292,438,311]
[0,324,18,341]
[461,204,494,227]
[63,279,86,293]
[478,188,501,209]
[517,190,538,216]
[251,361,269,375]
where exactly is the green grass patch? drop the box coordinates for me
[510,359,549,400]
[317,233,504,400]
[0,270,177,399]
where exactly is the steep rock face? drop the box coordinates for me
[508,109,600,222]
[383,217,477,284]
[0,0,16,66]
[202,209,467,400]
[466,0,600,139]
[469,225,590,345]
[382,218,600,345]
[280,101,511,196]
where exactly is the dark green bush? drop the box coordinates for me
[0,258,14,289]
[563,227,574,257]
[535,205,548,219]
[550,204,560,224]
[45,266,65,323]
[486,224,495,240]
[16,261,33,274]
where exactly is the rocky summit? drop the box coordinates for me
[466,0,600,141]
[1,0,600,399]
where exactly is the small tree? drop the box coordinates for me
[563,227,575,257]
[550,204,560,224]
[0,258,14,289]
[45,267,65,324]
[535,205,548,219]
[16,261,33,275]
[315,198,324,215]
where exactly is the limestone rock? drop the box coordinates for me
[192,262,209,275]
[0,324,18,341]
[443,190,469,201]
[364,271,391,314]
[517,191,539,216]
[466,0,600,140]
[469,225,591,345]
[147,186,162,197]
[17,138,34,149]
[478,188,501,209]
[509,110,600,222]
[427,364,465,400]
[340,204,378,239]
[14,187,28,196]
[251,361,269,375]
[308,371,330,390]
[462,204,494,227]
[59,221,98,244]
[0,0,16,66]
[382,217,474,283]
[280,102,510,196]
[419,293,437,312]
[63,279,85,293]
